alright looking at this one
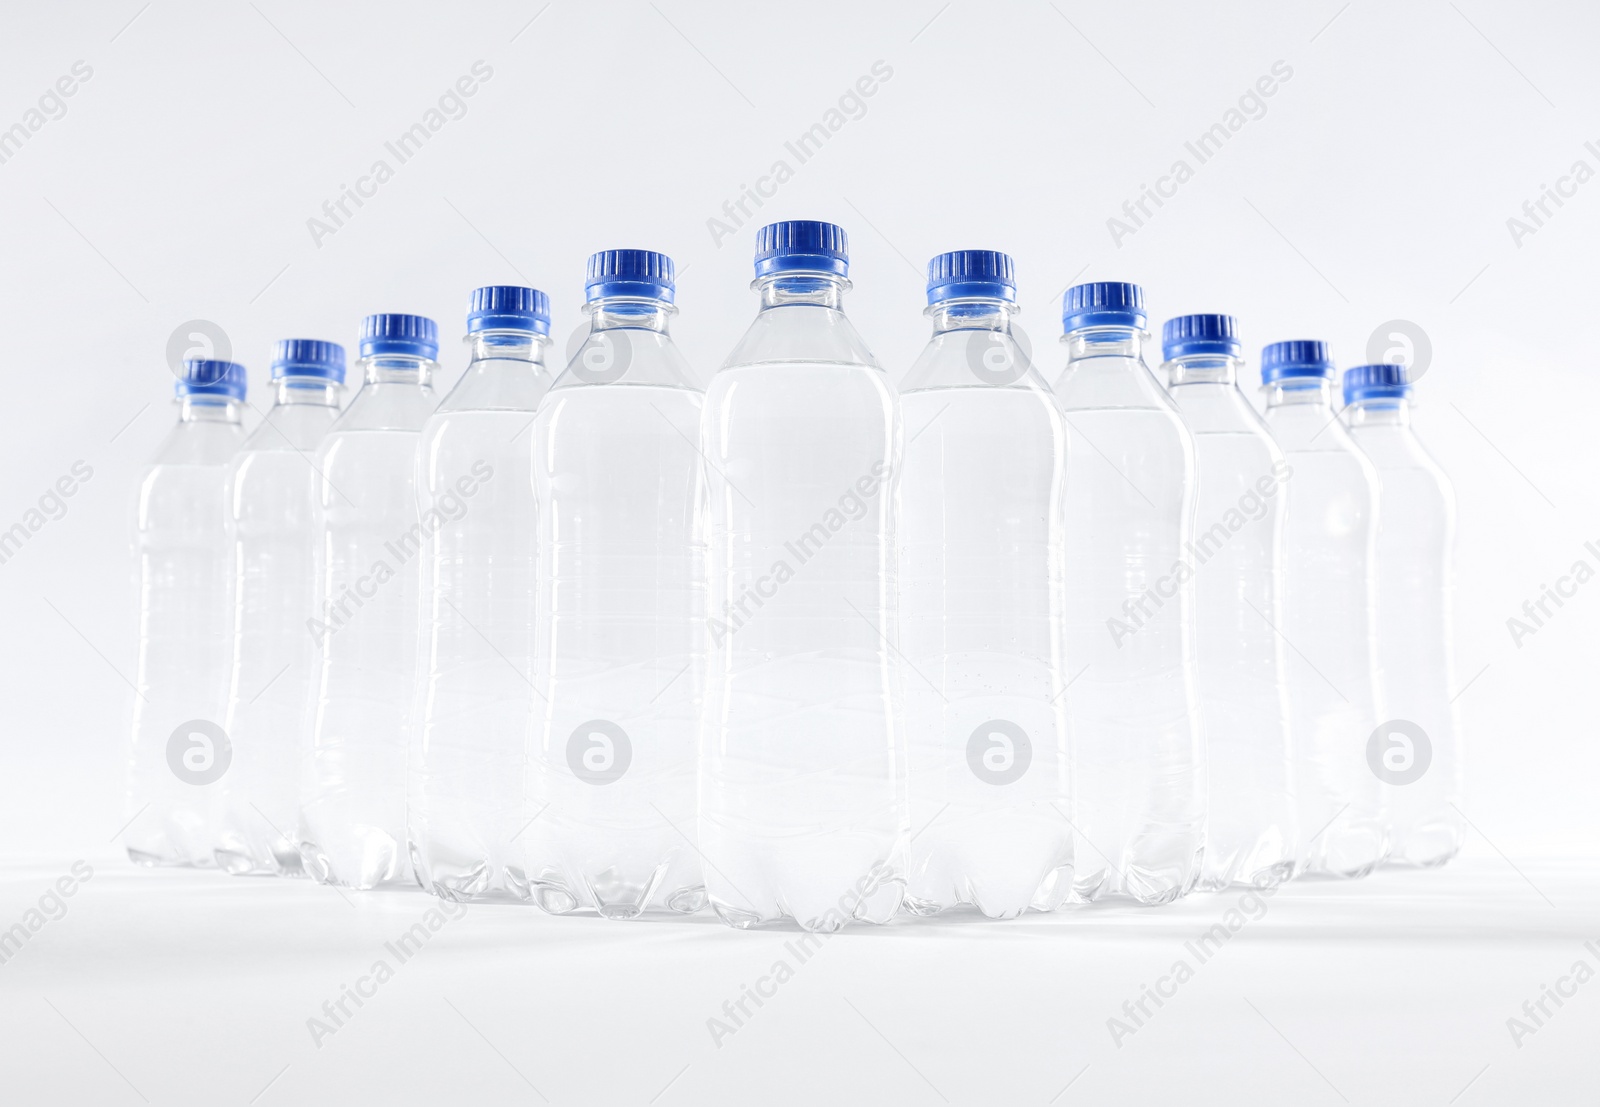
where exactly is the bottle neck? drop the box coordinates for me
[178,396,243,423]
[588,297,673,334]
[755,272,849,311]
[927,298,1015,335]
[466,330,550,366]
[359,353,435,387]
[1165,354,1239,387]
[1062,325,1145,364]
[273,377,342,406]
[1264,378,1334,409]
[1345,397,1411,426]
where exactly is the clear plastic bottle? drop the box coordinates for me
[1160,315,1299,890]
[899,250,1072,919]
[1054,282,1203,905]
[1260,341,1387,878]
[1343,362,1462,867]
[526,251,706,919]
[699,220,907,931]
[217,341,345,876]
[127,359,247,867]
[300,314,438,889]
[411,288,552,902]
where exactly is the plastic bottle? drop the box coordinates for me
[127,359,247,867]
[1343,362,1462,867]
[1160,314,1299,890]
[1054,282,1203,905]
[300,314,437,889]
[1260,341,1387,878]
[217,341,345,875]
[525,252,706,919]
[899,250,1072,918]
[411,288,552,902]
[699,220,907,931]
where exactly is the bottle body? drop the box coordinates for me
[127,400,244,866]
[411,337,547,902]
[898,313,1072,918]
[1266,385,1388,877]
[699,278,908,931]
[1348,404,1462,867]
[1056,330,1204,905]
[526,317,707,918]
[1166,370,1300,889]
[218,387,339,875]
[301,361,435,889]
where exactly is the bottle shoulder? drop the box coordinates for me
[720,303,880,372]
[331,380,437,433]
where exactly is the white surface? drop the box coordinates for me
[0,1,1596,1100]
[0,859,1593,1105]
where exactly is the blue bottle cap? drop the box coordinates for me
[176,359,247,400]
[754,220,849,278]
[585,250,675,303]
[1343,362,1412,404]
[1062,281,1146,332]
[1260,340,1335,386]
[926,250,1016,305]
[270,339,346,383]
[468,285,552,334]
[360,313,439,359]
[1161,314,1241,359]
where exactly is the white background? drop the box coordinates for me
[0,2,1595,1104]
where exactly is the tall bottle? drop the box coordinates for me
[217,341,345,875]
[899,250,1072,919]
[127,359,247,867]
[526,251,706,919]
[412,288,552,902]
[1055,282,1203,905]
[1160,315,1299,890]
[300,314,437,889]
[1343,362,1462,867]
[1260,341,1387,877]
[699,220,907,931]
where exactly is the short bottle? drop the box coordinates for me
[525,251,706,919]
[1342,363,1463,868]
[411,288,553,902]
[217,341,346,876]
[1160,315,1300,890]
[698,220,907,931]
[899,250,1073,919]
[1054,282,1204,905]
[1260,341,1387,878]
[127,359,247,867]
[300,314,438,890]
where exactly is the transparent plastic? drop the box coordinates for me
[410,331,551,902]
[127,396,244,867]
[1346,397,1462,867]
[898,299,1073,918]
[1264,378,1388,877]
[699,272,908,931]
[1053,326,1204,905]
[299,354,436,889]
[1164,353,1300,889]
[525,299,707,919]
[217,379,342,875]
